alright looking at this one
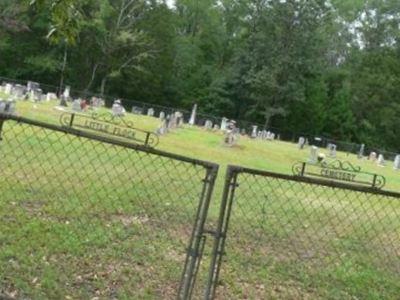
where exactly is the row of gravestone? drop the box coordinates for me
[136,103,278,143]
[0,81,107,112]
[251,125,277,140]
[1,81,276,142]
[156,111,185,135]
[0,81,58,102]
[4,82,394,162]
[70,97,104,112]
[298,137,338,158]
[137,104,239,147]
[307,143,400,170]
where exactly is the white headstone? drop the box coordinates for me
[112,99,125,117]
[156,119,168,135]
[176,111,184,127]
[159,111,165,119]
[131,106,143,114]
[266,131,275,141]
[147,108,155,117]
[377,154,385,167]
[251,126,258,138]
[369,152,377,161]
[298,137,306,149]
[204,120,213,130]
[27,81,39,92]
[394,155,400,170]
[90,97,101,108]
[358,144,365,159]
[4,84,13,95]
[260,130,267,139]
[309,146,319,164]
[224,121,238,147]
[189,104,197,125]
[34,89,43,101]
[29,90,35,102]
[168,114,178,129]
[328,143,337,158]
[13,84,25,98]
[63,86,71,99]
[46,93,58,101]
[72,99,82,112]
[220,117,228,131]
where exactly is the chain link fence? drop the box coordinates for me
[206,166,400,299]
[1,111,400,299]
[0,114,218,299]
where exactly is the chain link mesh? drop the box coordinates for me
[0,117,216,299]
[209,167,400,299]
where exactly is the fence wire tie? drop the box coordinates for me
[203,229,226,238]
[186,247,200,258]
[202,177,213,184]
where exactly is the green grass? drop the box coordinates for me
[0,99,399,299]
[11,99,400,192]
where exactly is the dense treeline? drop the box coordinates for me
[1,0,400,150]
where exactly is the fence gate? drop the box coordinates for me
[207,165,400,299]
[0,114,218,299]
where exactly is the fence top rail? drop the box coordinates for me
[0,113,219,171]
[227,164,400,198]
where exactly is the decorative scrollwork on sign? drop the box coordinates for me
[292,160,386,189]
[91,112,135,129]
[59,112,159,148]
[320,160,361,172]
[145,134,159,148]
[373,175,386,189]
[60,113,73,127]
[292,162,304,176]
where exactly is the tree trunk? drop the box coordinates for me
[264,114,271,130]
[58,45,68,96]
[85,63,99,92]
[100,76,108,96]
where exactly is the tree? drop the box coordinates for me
[79,0,154,95]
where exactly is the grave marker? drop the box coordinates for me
[147,108,155,117]
[204,120,213,130]
[220,117,228,131]
[112,99,126,117]
[328,143,337,158]
[377,154,385,167]
[298,137,306,149]
[358,144,365,159]
[394,155,400,170]
[251,126,258,138]
[189,104,197,125]
[309,146,318,164]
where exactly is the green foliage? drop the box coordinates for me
[1,0,400,150]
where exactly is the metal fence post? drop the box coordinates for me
[0,116,5,141]
[178,165,219,299]
[204,166,240,300]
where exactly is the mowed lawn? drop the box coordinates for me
[10,99,400,192]
[0,99,399,299]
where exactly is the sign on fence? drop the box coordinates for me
[292,160,386,189]
[60,112,159,147]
